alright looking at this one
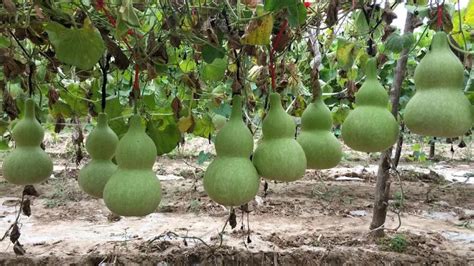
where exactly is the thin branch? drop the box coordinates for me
[1,192,25,242]
[7,29,31,59]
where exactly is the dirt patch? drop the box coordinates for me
[0,137,473,264]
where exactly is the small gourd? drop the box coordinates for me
[2,99,53,185]
[211,114,227,131]
[253,93,307,181]
[103,115,161,216]
[341,58,399,152]
[78,113,118,198]
[204,96,260,206]
[404,31,472,137]
[297,97,342,169]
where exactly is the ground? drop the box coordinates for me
[0,134,473,265]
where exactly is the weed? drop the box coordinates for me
[393,190,404,209]
[311,184,342,201]
[44,178,83,208]
[188,199,201,214]
[389,234,408,253]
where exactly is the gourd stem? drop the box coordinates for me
[100,54,111,113]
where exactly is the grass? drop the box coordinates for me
[44,177,83,208]
[378,233,408,253]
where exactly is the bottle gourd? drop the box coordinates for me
[253,93,307,181]
[3,99,53,185]
[204,96,260,206]
[78,113,118,198]
[297,96,342,169]
[341,58,399,152]
[103,115,161,216]
[404,31,472,137]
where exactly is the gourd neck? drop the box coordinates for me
[24,99,36,120]
[365,58,377,80]
[431,31,449,51]
[128,115,143,132]
[230,95,243,121]
[97,113,108,128]
[269,93,284,112]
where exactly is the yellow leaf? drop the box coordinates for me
[336,39,356,70]
[241,14,274,45]
[178,116,194,133]
[465,0,474,26]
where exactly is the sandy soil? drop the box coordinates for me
[0,135,473,265]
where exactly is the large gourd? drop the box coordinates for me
[103,115,161,216]
[297,97,342,169]
[253,93,307,181]
[2,99,53,185]
[204,96,260,206]
[404,32,472,137]
[341,58,399,152]
[78,113,118,198]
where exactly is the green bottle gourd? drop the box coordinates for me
[203,96,260,206]
[297,97,342,169]
[253,93,307,181]
[78,113,118,198]
[341,58,399,152]
[103,115,161,216]
[404,32,472,137]
[2,99,53,185]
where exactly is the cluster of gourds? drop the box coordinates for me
[2,32,472,216]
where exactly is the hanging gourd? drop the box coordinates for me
[297,92,342,169]
[404,31,472,137]
[78,113,118,198]
[341,58,399,152]
[3,99,53,185]
[103,115,161,216]
[253,93,307,181]
[204,95,260,206]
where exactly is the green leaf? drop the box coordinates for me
[103,96,124,118]
[0,120,9,135]
[202,44,225,64]
[385,33,404,53]
[201,57,227,82]
[197,151,212,165]
[336,39,357,70]
[264,0,294,11]
[401,33,415,49]
[0,36,10,48]
[59,84,89,116]
[146,120,181,155]
[45,19,105,70]
[193,115,214,138]
[179,59,197,73]
[119,0,141,27]
[353,10,370,35]
[0,139,9,150]
[288,2,307,27]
